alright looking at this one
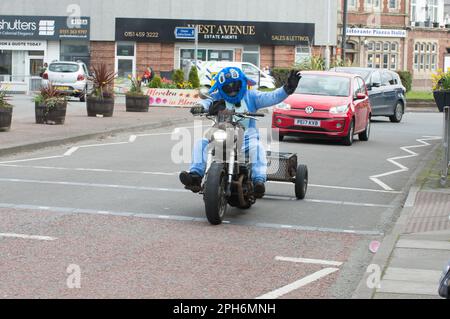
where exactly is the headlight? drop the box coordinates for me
[329,105,349,114]
[213,130,227,142]
[276,102,291,110]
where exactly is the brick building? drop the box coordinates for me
[338,0,450,90]
[0,0,337,92]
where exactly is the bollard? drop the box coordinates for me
[441,106,450,187]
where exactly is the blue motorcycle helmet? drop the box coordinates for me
[209,67,256,105]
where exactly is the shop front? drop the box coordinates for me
[114,18,315,78]
[0,15,90,92]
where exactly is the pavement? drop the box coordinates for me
[0,95,448,299]
[0,95,191,156]
[353,147,450,299]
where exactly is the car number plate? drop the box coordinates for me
[56,86,69,91]
[295,119,321,127]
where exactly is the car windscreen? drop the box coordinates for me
[295,75,350,97]
[334,68,371,81]
[49,63,79,73]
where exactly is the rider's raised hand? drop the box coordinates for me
[283,70,302,95]
[190,104,205,115]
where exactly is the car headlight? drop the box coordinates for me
[213,130,227,142]
[276,102,291,110]
[329,105,349,114]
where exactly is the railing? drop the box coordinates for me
[441,106,450,187]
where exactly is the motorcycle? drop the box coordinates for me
[192,93,308,225]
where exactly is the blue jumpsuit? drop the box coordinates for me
[189,87,288,183]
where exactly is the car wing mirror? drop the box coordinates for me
[355,93,366,100]
[372,82,381,88]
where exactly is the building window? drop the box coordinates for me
[411,0,417,22]
[295,45,311,64]
[179,48,234,69]
[414,41,438,72]
[116,42,135,78]
[388,0,397,10]
[367,41,399,70]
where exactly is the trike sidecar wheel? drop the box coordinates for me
[295,165,308,200]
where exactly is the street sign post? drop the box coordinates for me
[174,27,196,40]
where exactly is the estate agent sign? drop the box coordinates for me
[0,15,90,40]
[116,18,315,45]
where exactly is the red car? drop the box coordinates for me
[272,71,372,146]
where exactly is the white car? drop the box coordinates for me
[194,61,276,89]
[43,61,89,102]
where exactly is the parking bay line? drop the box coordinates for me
[0,177,395,209]
[275,256,343,267]
[0,203,383,236]
[0,233,57,241]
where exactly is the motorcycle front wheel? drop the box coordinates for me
[204,162,228,225]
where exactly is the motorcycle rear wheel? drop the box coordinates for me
[204,162,228,225]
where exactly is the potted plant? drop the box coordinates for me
[125,74,149,112]
[86,63,116,117]
[433,22,440,28]
[33,83,67,125]
[0,86,13,131]
[432,68,450,112]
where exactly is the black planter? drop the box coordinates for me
[433,22,440,28]
[446,24,450,29]
[0,106,13,131]
[126,94,149,112]
[433,90,450,112]
[86,96,114,117]
[35,101,67,125]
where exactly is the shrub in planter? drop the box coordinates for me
[87,63,116,117]
[432,68,450,112]
[125,75,149,112]
[396,70,412,93]
[148,76,162,88]
[172,69,185,88]
[33,84,67,125]
[0,86,13,131]
[188,66,200,89]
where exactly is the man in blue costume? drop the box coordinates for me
[180,67,301,198]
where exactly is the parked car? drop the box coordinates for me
[330,67,406,123]
[194,61,276,89]
[272,71,372,146]
[43,61,90,102]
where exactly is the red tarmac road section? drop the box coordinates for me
[0,208,361,299]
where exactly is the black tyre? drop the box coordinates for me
[358,115,371,141]
[79,87,87,102]
[389,102,403,123]
[342,119,355,146]
[203,162,227,225]
[279,134,285,142]
[295,164,308,200]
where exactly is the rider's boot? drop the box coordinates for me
[254,182,266,199]
[179,171,202,193]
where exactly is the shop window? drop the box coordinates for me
[390,54,397,70]
[0,50,12,82]
[180,49,207,69]
[295,45,311,64]
[368,42,374,51]
[116,42,135,79]
[208,50,233,62]
[367,54,374,68]
[383,54,389,69]
[60,41,90,66]
[242,45,260,67]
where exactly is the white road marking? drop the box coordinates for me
[0,233,57,241]
[0,177,393,209]
[0,164,177,176]
[0,124,209,164]
[275,256,343,267]
[0,202,384,236]
[370,136,441,191]
[256,268,340,299]
[268,181,402,194]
